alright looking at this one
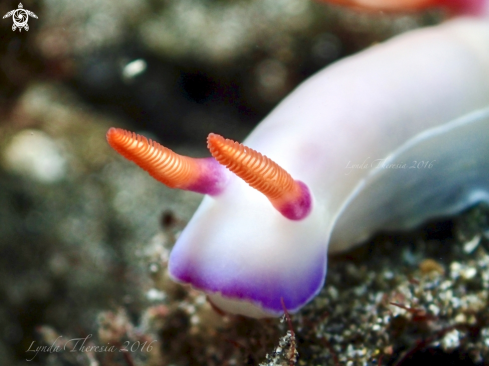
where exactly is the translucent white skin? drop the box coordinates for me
[168,18,489,318]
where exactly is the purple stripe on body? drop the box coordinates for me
[169,245,326,314]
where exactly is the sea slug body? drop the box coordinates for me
[108,8,489,317]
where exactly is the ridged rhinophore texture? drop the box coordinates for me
[207,133,311,220]
[107,128,198,188]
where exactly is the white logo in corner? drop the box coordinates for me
[3,3,38,32]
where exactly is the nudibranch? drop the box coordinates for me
[107,5,489,317]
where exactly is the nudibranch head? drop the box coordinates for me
[106,128,327,317]
[168,174,326,318]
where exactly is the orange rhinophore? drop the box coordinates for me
[207,133,312,220]
[106,128,226,195]
[315,0,437,12]
[314,0,485,15]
